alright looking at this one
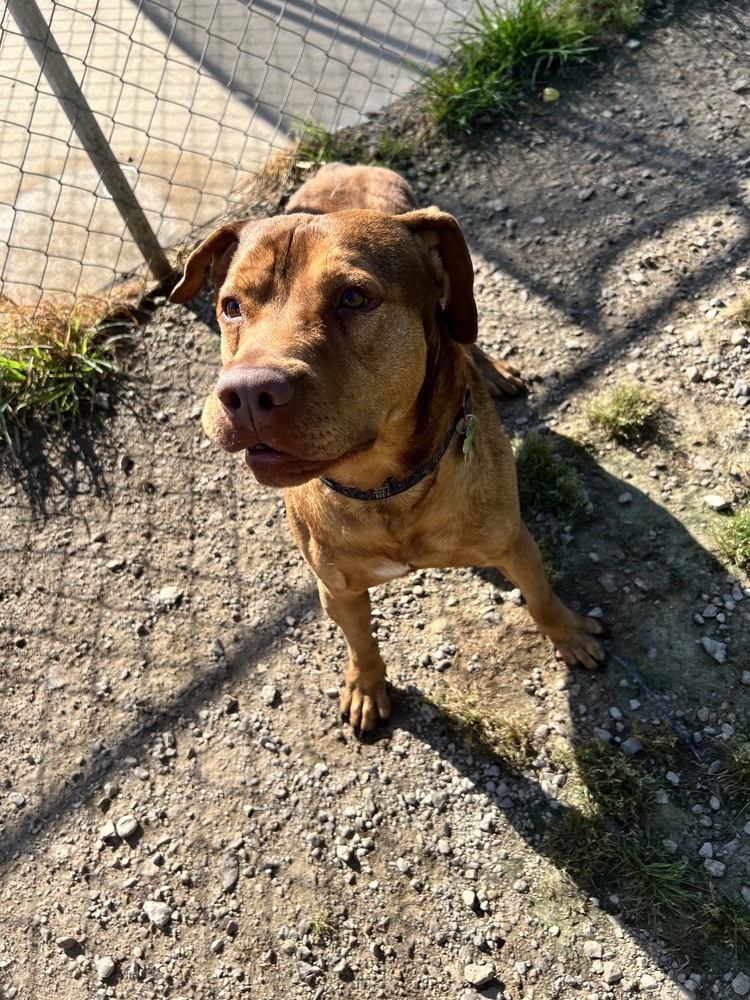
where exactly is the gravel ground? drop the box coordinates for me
[2,2,750,998]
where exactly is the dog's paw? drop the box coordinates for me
[550,615,605,671]
[340,672,391,731]
[469,345,527,397]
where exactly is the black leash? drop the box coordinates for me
[604,642,702,762]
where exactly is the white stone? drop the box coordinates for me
[701,637,727,663]
[142,900,172,929]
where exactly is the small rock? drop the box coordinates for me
[603,963,624,985]
[464,963,495,988]
[9,792,25,808]
[115,815,139,839]
[583,940,603,959]
[95,956,116,980]
[698,842,713,859]
[336,844,354,866]
[701,637,727,663]
[620,737,643,756]
[704,494,730,511]
[153,585,183,606]
[142,900,172,929]
[260,684,278,706]
[56,935,82,951]
[732,972,750,997]
[618,492,633,504]
[219,852,240,893]
[704,859,726,877]
[666,771,680,786]
[462,889,478,910]
[578,187,595,201]
[99,820,117,842]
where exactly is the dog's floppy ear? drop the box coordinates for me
[170,221,252,304]
[398,208,478,345]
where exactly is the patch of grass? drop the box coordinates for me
[574,738,658,826]
[703,892,750,956]
[720,734,750,808]
[630,720,678,756]
[427,687,537,767]
[534,528,565,586]
[309,913,333,942]
[549,742,750,956]
[420,0,644,132]
[586,383,662,443]
[574,0,644,33]
[293,119,411,169]
[727,293,750,326]
[0,298,135,449]
[715,506,750,573]
[514,431,582,518]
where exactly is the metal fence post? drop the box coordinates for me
[7,0,174,284]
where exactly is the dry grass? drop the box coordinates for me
[0,295,136,448]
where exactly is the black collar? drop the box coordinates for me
[319,390,475,502]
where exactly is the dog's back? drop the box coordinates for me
[284,162,418,216]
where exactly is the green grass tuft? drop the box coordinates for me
[715,507,750,573]
[0,298,134,449]
[420,0,644,132]
[514,431,582,518]
[309,913,333,941]
[720,734,750,809]
[574,738,658,826]
[293,119,410,169]
[586,383,662,443]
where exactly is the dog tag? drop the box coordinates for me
[461,414,477,462]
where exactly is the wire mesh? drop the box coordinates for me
[0,0,476,307]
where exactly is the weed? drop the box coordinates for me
[607,837,698,926]
[573,738,657,826]
[533,528,565,586]
[727,293,750,326]
[548,737,750,956]
[630,720,678,756]
[293,119,410,169]
[0,298,134,448]
[586,383,662,443]
[420,0,603,132]
[702,892,750,955]
[574,0,645,33]
[309,913,333,941]
[514,431,582,518]
[720,734,750,808]
[427,687,537,767]
[715,506,750,572]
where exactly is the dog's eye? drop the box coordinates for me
[338,288,367,310]
[223,298,241,318]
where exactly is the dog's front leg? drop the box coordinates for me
[493,523,604,669]
[317,580,391,730]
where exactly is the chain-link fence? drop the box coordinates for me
[0,0,476,308]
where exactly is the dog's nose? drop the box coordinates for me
[216,366,296,430]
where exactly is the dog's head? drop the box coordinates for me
[171,208,477,487]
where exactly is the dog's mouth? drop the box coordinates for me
[248,442,284,455]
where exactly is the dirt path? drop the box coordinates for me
[1,3,749,998]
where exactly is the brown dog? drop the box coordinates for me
[171,163,604,730]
